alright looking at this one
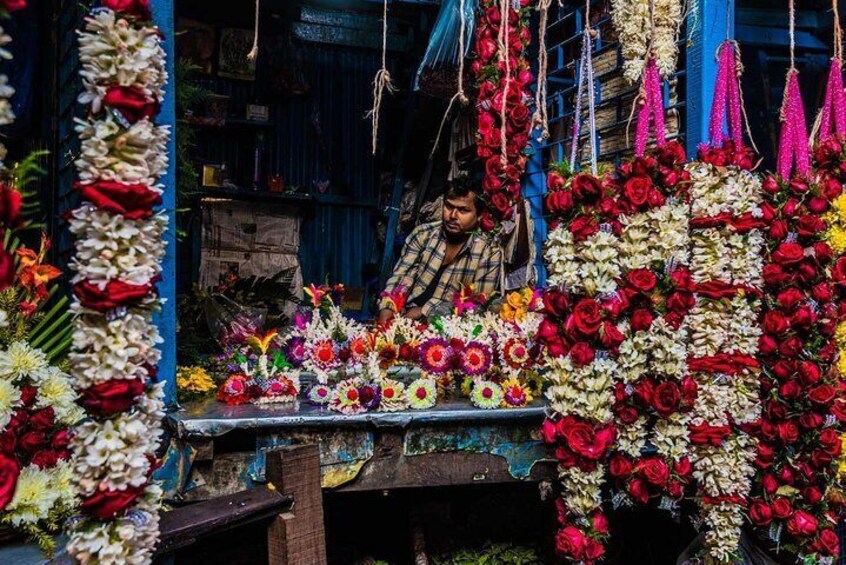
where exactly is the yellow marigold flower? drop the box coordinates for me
[839,434,846,478]
[834,194,846,222]
[838,351,846,377]
[828,226,846,254]
[177,366,216,394]
[836,322,846,349]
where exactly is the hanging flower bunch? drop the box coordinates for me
[472,0,534,233]
[744,166,845,560]
[608,141,698,509]
[539,166,626,563]
[684,141,765,563]
[610,0,683,83]
[66,4,169,563]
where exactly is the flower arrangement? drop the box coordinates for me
[175,366,216,402]
[609,141,697,510]
[472,0,534,233]
[743,150,846,560]
[610,0,683,83]
[539,164,627,563]
[67,4,169,562]
[685,141,765,563]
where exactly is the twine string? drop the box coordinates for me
[430,0,471,157]
[532,0,553,140]
[368,0,396,155]
[247,0,260,61]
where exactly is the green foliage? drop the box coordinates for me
[5,150,48,230]
[432,543,543,565]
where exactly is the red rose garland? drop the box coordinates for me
[473,0,534,233]
[540,167,624,563]
[745,165,844,560]
[66,5,169,562]
[608,141,698,509]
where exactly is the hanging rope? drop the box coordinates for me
[430,0,471,158]
[532,0,553,141]
[777,0,811,178]
[810,0,846,142]
[498,0,512,166]
[368,0,397,155]
[247,0,260,61]
[569,22,598,174]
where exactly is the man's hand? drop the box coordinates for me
[378,309,395,325]
[405,307,424,321]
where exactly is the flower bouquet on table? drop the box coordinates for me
[175,366,216,403]
[215,330,300,406]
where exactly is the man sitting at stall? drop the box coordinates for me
[378,183,502,323]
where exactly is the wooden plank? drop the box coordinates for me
[157,487,293,555]
[265,445,327,565]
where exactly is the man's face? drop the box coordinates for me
[442,192,479,236]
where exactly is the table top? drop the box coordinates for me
[167,398,547,438]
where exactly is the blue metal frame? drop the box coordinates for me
[685,0,734,153]
[152,0,178,407]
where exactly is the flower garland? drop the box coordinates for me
[744,155,846,560]
[684,141,765,563]
[66,4,169,563]
[610,0,683,83]
[608,141,697,510]
[473,0,534,233]
[539,167,625,563]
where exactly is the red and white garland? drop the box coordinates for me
[66,3,168,563]
[608,142,697,510]
[685,142,764,562]
[473,0,534,233]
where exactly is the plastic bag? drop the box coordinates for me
[415,0,478,98]
[203,294,267,349]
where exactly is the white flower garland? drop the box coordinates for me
[545,227,621,295]
[685,161,763,563]
[610,0,683,83]
[68,7,169,563]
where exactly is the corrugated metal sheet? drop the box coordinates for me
[192,44,385,286]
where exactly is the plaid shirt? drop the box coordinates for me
[382,221,502,317]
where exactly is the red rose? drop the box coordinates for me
[609,453,634,478]
[78,378,147,417]
[639,457,670,486]
[779,380,803,399]
[822,175,844,199]
[52,429,71,450]
[658,141,686,166]
[102,0,151,19]
[570,215,599,242]
[772,242,805,266]
[762,264,790,287]
[564,421,615,461]
[777,287,803,310]
[19,385,37,407]
[666,291,695,314]
[771,497,793,519]
[815,528,840,556]
[789,178,809,194]
[634,379,654,406]
[542,290,570,319]
[802,486,823,505]
[812,282,833,304]
[762,474,779,495]
[680,376,698,404]
[670,268,693,290]
[569,342,595,366]
[786,510,818,537]
[627,269,657,293]
[555,526,586,560]
[0,183,21,229]
[571,173,602,202]
[769,219,789,240]
[591,511,609,535]
[81,486,146,520]
[776,421,799,444]
[808,196,829,214]
[783,198,801,218]
[568,298,602,338]
[73,279,152,312]
[820,428,842,457]
[599,321,624,349]
[631,308,654,332]
[809,384,836,405]
[798,361,822,386]
[30,450,61,470]
[762,311,790,335]
[814,241,834,264]
[0,455,19,510]
[779,337,804,358]
[623,176,652,208]
[799,413,824,430]
[102,86,159,124]
[653,382,681,417]
[541,419,558,444]
[18,430,48,454]
[546,190,574,215]
[628,477,650,504]
[479,211,496,232]
[749,501,773,526]
[615,404,639,424]
[29,407,55,430]
[490,192,512,215]
[584,539,605,561]
[762,175,780,194]
[674,457,693,477]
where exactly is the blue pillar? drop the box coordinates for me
[686,0,734,154]
[524,136,547,286]
[152,0,177,407]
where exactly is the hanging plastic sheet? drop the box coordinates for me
[415,0,478,99]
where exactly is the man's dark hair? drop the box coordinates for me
[445,177,484,213]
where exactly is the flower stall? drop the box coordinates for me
[1,0,846,563]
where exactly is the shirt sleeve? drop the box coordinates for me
[380,227,424,312]
[475,242,503,299]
